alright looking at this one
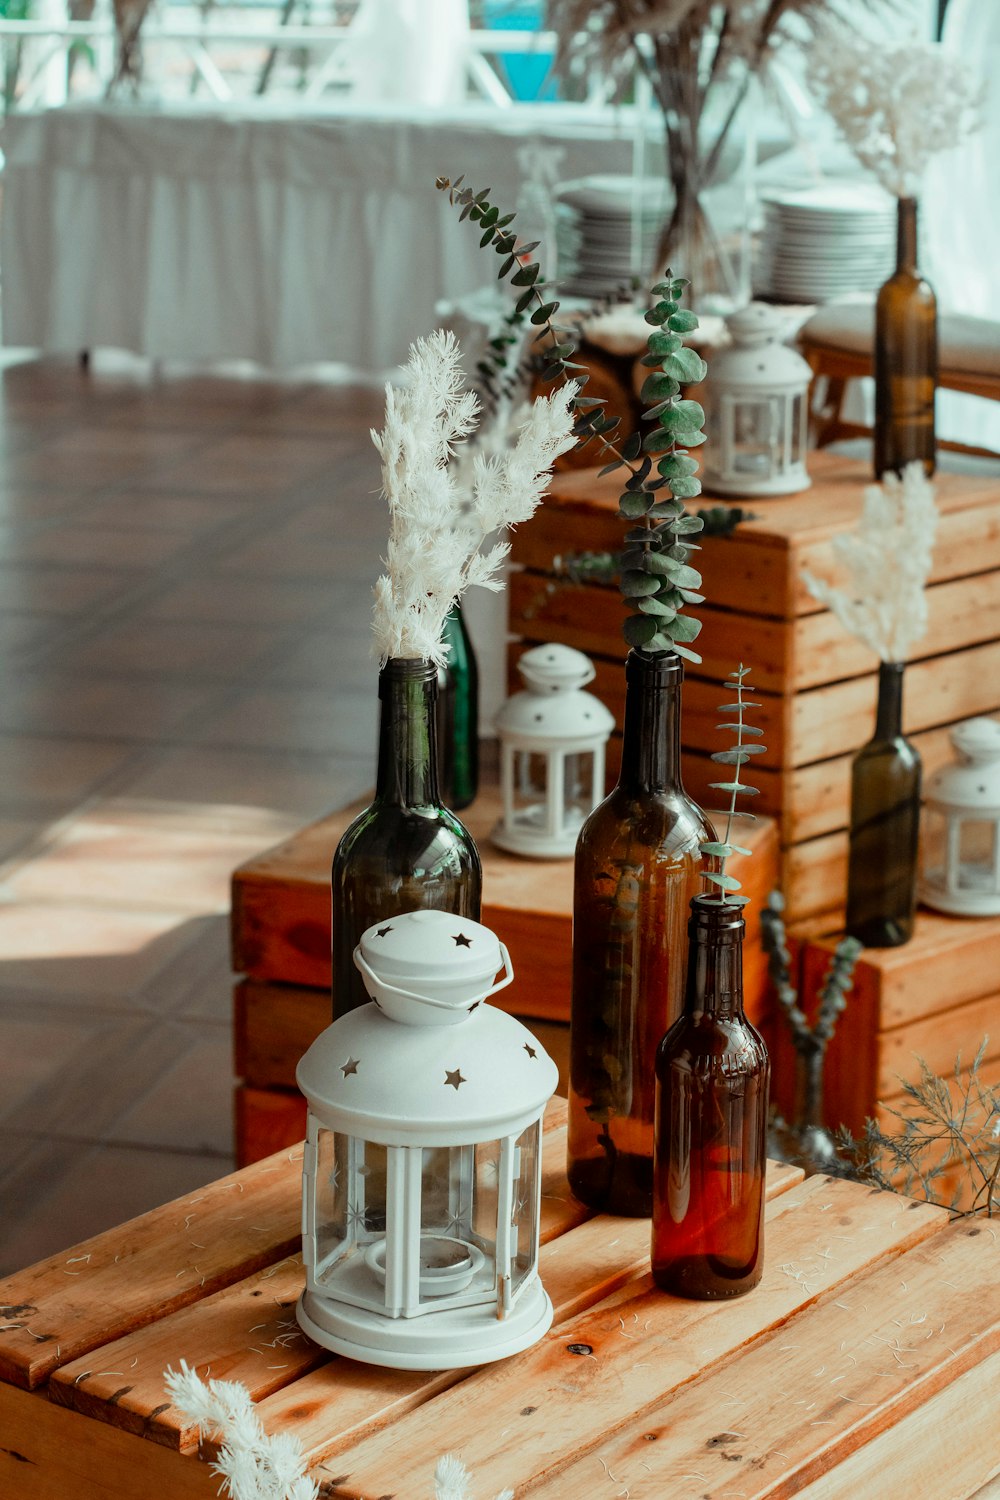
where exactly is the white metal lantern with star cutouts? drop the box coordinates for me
[920,718,1000,916]
[492,642,614,858]
[702,302,812,497]
[295,909,559,1370]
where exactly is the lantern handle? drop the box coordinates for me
[353,943,515,1013]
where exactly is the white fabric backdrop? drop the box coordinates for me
[0,101,650,371]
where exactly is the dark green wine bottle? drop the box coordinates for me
[331,657,482,1017]
[845,661,921,947]
[436,600,479,811]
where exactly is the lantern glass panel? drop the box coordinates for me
[314,1131,388,1288]
[731,396,783,479]
[923,806,947,889]
[563,752,595,825]
[957,818,999,890]
[790,393,803,464]
[414,1141,500,1308]
[512,749,548,824]
[510,1120,541,1300]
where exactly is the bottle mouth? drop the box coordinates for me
[689,893,746,937]
[378,657,438,692]
[626,648,684,687]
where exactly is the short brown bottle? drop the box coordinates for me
[652,895,770,1298]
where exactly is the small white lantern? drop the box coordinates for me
[920,718,1000,916]
[702,302,812,497]
[493,643,614,858]
[296,909,558,1370]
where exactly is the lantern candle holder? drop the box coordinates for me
[296,909,559,1370]
[492,642,614,858]
[702,302,812,498]
[920,717,1000,916]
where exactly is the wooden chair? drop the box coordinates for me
[799,300,1000,457]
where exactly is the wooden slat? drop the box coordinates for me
[875,989,1000,1100]
[254,1160,803,1470]
[0,1146,304,1391]
[236,1085,308,1167]
[309,1175,947,1494]
[0,1381,218,1500]
[524,1217,998,1499]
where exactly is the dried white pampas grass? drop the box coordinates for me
[370,329,577,667]
[802,462,938,664]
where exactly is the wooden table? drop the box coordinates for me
[2,1099,998,1499]
[231,782,778,1165]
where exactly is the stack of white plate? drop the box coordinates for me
[758,183,896,304]
[555,175,668,299]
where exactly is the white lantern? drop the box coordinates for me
[493,643,614,858]
[296,909,558,1370]
[920,718,1000,916]
[702,302,812,497]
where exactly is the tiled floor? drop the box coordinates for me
[0,352,389,1274]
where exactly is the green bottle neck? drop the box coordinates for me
[375,658,441,808]
[874,660,905,741]
[617,649,684,794]
[683,897,746,1018]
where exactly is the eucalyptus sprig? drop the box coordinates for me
[437,174,709,663]
[701,664,766,905]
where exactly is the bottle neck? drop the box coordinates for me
[896,196,919,274]
[375,658,441,808]
[617,649,683,793]
[684,898,745,1019]
[874,660,905,740]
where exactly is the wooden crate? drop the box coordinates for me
[784,910,1000,1140]
[4,1111,999,1500]
[232,783,778,1164]
[510,452,1000,924]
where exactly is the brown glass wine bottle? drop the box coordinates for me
[652,895,770,1298]
[845,660,921,947]
[330,657,482,1018]
[568,649,714,1217]
[874,195,937,478]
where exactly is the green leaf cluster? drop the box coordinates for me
[437,174,712,662]
[701,664,765,905]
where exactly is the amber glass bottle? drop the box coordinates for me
[436,600,479,812]
[330,658,482,1017]
[652,896,770,1298]
[874,195,937,478]
[568,650,713,1217]
[845,661,921,947]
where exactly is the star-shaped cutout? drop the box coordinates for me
[444,1068,466,1090]
[376,925,393,938]
[452,933,472,948]
[341,1057,360,1077]
[524,1043,537,1059]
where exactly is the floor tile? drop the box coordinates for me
[58,618,290,682]
[0,562,138,616]
[142,573,338,626]
[108,1022,235,1155]
[0,673,216,741]
[182,683,378,756]
[0,903,205,1001]
[0,734,138,816]
[0,525,199,569]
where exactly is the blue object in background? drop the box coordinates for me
[482,0,558,102]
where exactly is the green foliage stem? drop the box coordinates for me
[700,665,766,905]
[437,173,709,663]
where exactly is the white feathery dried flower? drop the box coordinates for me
[370,329,577,667]
[434,1452,514,1500]
[802,462,937,663]
[807,30,983,197]
[164,1362,318,1500]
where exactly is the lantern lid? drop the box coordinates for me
[926,717,1000,810]
[296,999,559,1143]
[517,643,595,694]
[495,645,614,744]
[355,910,509,1027]
[710,302,812,391]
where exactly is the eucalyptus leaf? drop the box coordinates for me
[703,872,743,891]
[637,596,678,619]
[663,348,709,383]
[670,476,703,500]
[672,515,705,533]
[668,612,702,643]
[624,613,659,647]
[667,308,699,333]
[646,330,684,358]
[621,569,660,597]
[671,641,702,663]
[715,722,764,735]
[619,490,653,519]
[622,432,642,461]
[709,781,761,794]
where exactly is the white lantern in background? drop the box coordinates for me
[493,643,614,858]
[702,302,812,497]
[296,909,558,1370]
[921,718,1000,916]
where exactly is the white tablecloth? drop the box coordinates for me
[0,101,651,371]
